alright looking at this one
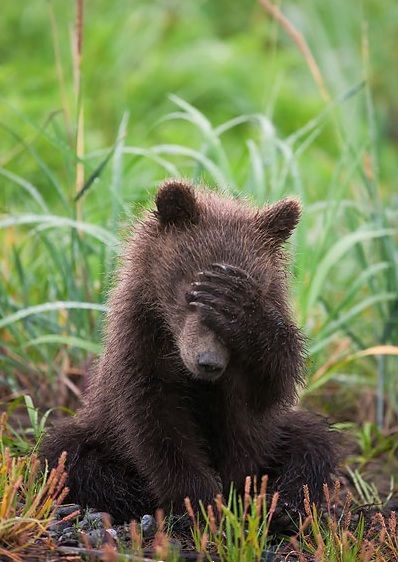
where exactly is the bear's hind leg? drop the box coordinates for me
[64,447,153,522]
[262,410,342,509]
[40,421,153,523]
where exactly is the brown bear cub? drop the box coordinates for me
[41,180,339,523]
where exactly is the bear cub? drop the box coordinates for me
[41,180,340,522]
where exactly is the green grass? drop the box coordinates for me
[0,0,397,444]
[0,1,397,557]
[1,89,397,422]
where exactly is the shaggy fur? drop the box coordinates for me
[41,180,340,522]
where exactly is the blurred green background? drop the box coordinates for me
[1,0,397,455]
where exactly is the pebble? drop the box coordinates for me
[87,529,106,548]
[48,520,72,534]
[77,518,90,531]
[78,513,106,531]
[61,526,75,534]
[58,537,79,547]
[55,503,81,520]
[58,527,80,547]
[86,511,110,525]
[141,514,157,537]
[261,548,284,562]
[105,528,118,541]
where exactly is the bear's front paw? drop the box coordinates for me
[269,500,301,533]
[186,263,261,350]
[166,471,222,516]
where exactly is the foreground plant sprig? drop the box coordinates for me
[184,475,279,562]
[290,481,398,562]
[0,412,69,553]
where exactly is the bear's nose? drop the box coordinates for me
[197,352,225,376]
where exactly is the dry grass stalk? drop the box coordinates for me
[388,510,396,535]
[264,491,279,535]
[152,508,172,559]
[258,0,329,102]
[314,531,324,562]
[73,0,85,219]
[207,504,217,534]
[333,479,341,506]
[215,493,223,517]
[129,519,143,556]
[47,1,71,137]
[255,493,263,518]
[102,543,118,562]
[342,491,352,529]
[260,474,268,497]
[289,536,307,562]
[184,496,196,525]
[200,531,208,553]
[303,484,312,518]
[360,539,376,562]
[0,444,70,551]
[244,475,251,518]
[289,481,398,562]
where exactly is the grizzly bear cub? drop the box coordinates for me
[41,180,339,522]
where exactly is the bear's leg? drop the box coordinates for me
[40,421,154,523]
[261,410,341,509]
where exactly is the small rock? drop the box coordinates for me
[77,518,90,531]
[55,504,81,520]
[261,548,282,562]
[58,535,79,547]
[48,530,61,540]
[85,511,108,527]
[105,528,118,542]
[78,510,105,531]
[87,529,106,548]
[61,526,76,535]
[141,514,157,537]
[48,520,71,535]
[58,527,79,547]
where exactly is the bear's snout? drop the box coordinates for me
[197,351,226,379]
[178,313,230,380]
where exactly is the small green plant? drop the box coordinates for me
[0,412,70,556]
[351,422,398,468]
[1,395,52,455]
[347,467,394,509]
[184,475,279,562]
[290,483,398,562]
[23,395,53,445]
[291,483,369,562]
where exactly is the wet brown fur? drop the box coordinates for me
[41,180,341,522]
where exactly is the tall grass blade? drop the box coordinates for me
[0,301,106,330]
[0,215,118,248]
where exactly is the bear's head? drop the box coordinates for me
[140,180,303,398]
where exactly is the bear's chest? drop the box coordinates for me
[187,382,266,471]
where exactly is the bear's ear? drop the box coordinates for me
[155,180,199,227]
[257,198,301,244]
